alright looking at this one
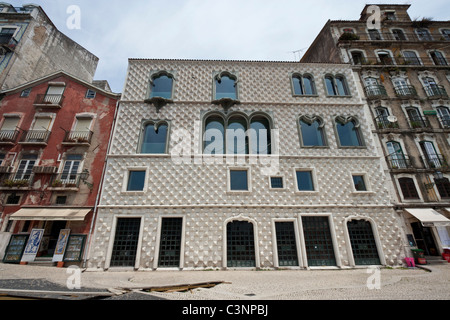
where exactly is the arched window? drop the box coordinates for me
[299,116,326,147]
[392,29,406,40]
[203,112,272,155]
[292,74,316,95]
[386,141,408,168]
[436,106,450,128]
[435,177,450,199]
[335,117,363,147]
[215,73,237,100]
[140,121,168,154]
[325,75,350,96]
[250,116,271,154]
[149,73,174,99]
[406,107,427,128]
[204,116,225,155]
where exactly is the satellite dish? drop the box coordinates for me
[387,115,397,123]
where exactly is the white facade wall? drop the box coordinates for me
[87,59,406,270]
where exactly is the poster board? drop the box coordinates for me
[52,229,71,262]
[21,229,44,262]
[2,234,29,263]
[63,234,86,262]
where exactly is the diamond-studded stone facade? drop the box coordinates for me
[87,59,406,270]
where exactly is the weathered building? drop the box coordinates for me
[0,3,98,90]
[0,71,120,266]
[301,4,450,258]
[87,58,406,271]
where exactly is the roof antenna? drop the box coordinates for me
[291,48,308,61]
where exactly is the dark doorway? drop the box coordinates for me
[227,221,256,267]
[411,222,439,256]
[347,220,381,265]
[110,218,141,267]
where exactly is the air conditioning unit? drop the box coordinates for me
[32,166,57,174]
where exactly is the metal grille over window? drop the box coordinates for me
[110,218,141,267]
[302,216,336,266]
[275,222,299,266]
[158,218,183,267]
[227,221,256,267]
[347,220,381,265]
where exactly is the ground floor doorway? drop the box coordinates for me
[411,222,439,256]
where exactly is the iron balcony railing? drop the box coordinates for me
[424,85,448,99]
[386,155,414,169]
[408,116,430,129]
[421,154,448,169]
[50,173,82,188]
[33,94,65,107]
[0,129,20,143]
[394,85,418,98]
[438,116,450,129]
[20,130,51,144]
[341,32,450,42]
[0,171,35,188]
[63,130,93,144]
[375,115,399,130]
[364,84,387,99]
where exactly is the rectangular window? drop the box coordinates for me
[352,175,367,191]
[127,170,146,191]
[61,154,82,183]
[6,193,21,205]
[270,177,284,189]
[275,222,299,266]
[20,88,31,97]
[296,170,314,191]
[158,218,183,267]
[85,89,96,99]
[15,155,37,181]
[55,196,67,205]
[230,169,249,191]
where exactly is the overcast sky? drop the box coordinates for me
[9,0,450,93]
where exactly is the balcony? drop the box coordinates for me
[438,116,450,129]
[62,130,93,146]
[421,155,448,169]
[364,85,388,99]
[408,116,430,129]
[0,34,18,52]
[19,130,51,145]
[375,115,399,130]
[386,155,414,170]
[0,172,34,189]
[394,85,418,98]
[49,173,82,190]
[33,94,65,108]
[424,85,448,99]
[0,129,20,145]
[341,32,449,43]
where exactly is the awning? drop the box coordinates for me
[9,208,91,221]
[405,208,450,227]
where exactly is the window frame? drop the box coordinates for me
[147,70,176,101]
[396,175,423,202]
[297,115,328,148]
[122,167,148,193]
[324,74,351,97]
[269,176,286,190]
[350,173,373,193]
[294,168,318,193]
[213,71,239,101]
[138,119,171,154]
[227,167,251,193]
[290,73,317,96]
[334,116,365,148]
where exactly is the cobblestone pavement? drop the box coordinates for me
[0,263,449,300]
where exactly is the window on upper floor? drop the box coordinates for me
[442,29,450,41]
[405,107,427,128]
[429,51,448,66]
[403,51,421,65]
[436,106,450,128]
[325,75,350,96]
[229,168,249,191]
[14,154,37,181]
[335,117,364,147]
[149,72,174,100]
[60,154,82,184]
[270,176,284,189]
[140,121,169,154]
[203,112,272,155]
[435,178,450,199]
[350,51,365,65]
[298,116,326,147]
[295,170,315,192]
[352,175,368,191]
[214,72,238,100]
[377,51,394,65]
[398,177,420,200]
[419,140,444,169]
[20,88,31,97]
[392,29,406,40]
[127,170,146,191]
[85,89,96,99]
[385,11,397,21]
[291,73,316,96]
[386,141,408,169]
[368,29,382,40]
[416,28,433,41]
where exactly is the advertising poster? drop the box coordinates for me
[21,229,44,262]
[52,229,71,262]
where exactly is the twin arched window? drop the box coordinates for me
[203,112,271,155]
[292,74,316,96]
[325,75,350,96]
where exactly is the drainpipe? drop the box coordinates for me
[82,98,120,269]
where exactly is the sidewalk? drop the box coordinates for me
[0,262,449,300]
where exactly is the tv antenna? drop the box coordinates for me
[291,48,308,61]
